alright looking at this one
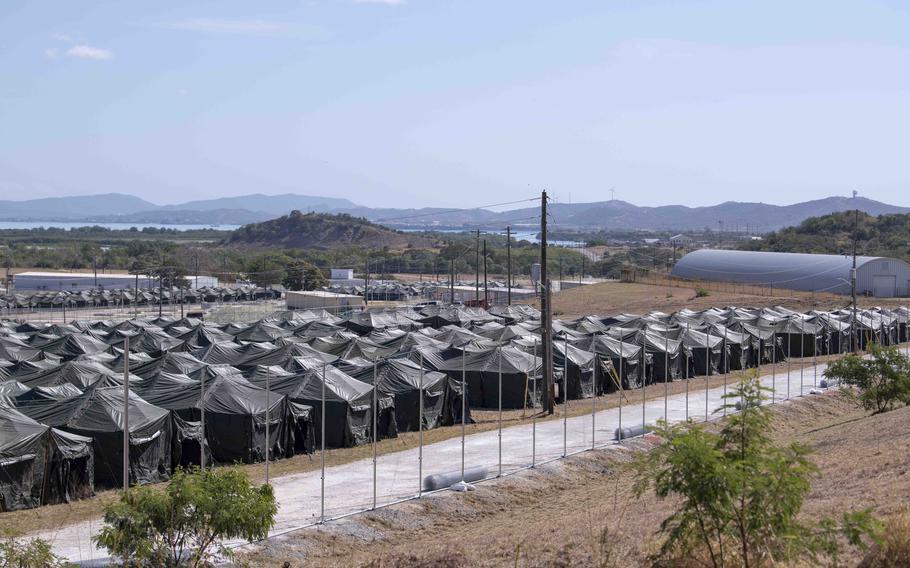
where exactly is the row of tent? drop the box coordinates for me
[321,279,527,301]
[2,302,907,511]
[0,285,282,310]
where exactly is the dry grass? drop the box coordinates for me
[548,280,905,319]
[237,390,910,568]
[859,508,910,568]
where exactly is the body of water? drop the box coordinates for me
[401,227,584,247]
[0,221,241,231]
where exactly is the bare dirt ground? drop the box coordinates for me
[238,391,910,567]
[550,280,905,319]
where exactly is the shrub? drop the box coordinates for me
[0,534,70,568]
[695,287,710,298]
[631,378,880,567]
[824,343,910,414]
[860,507,910,567]
[94,467,277,567]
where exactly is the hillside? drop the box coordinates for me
[223,211,437,250]
[0,193,156,220]
[740,210,910,261]
[159,193,357,215]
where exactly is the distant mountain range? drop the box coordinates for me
[0,192,907,233]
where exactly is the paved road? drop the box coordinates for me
[39,362,832,564]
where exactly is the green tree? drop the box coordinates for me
[824,343,910,414]
[631,378,879,567]
[245,252,290,288]
[94,467,277,568]
[282,259,327,291]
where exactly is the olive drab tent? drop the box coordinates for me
[196,378,294,464]
[679,328,723,378]
[551,341,599,401]
[263,366,398,449]
[575,334,643,391]
[638,328,684,383]
[416,345,542,409]
[59,387,172,488]
[0,406,94,511]
[349,358,470,432]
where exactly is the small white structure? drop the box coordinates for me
[330,268,355,280]
[286,290,363,312]
[670,234,694,246]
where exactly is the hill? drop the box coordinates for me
[0,193,157,220]
[160,193,357,215]
[740,211,910,261]
[223,211,437,250]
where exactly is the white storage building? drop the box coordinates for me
[672,250,910,298]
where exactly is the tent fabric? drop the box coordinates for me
[197,378,294,464]
[264,366,398,448]
[0,406,94,511]
[417,346,542,409]
[349,358,470,432]
[60,387,171,488]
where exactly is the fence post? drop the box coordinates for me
[618,333,624,442]
[771,330,777,404]
[787,326,792,400]
[122,336,130,492]
[419,353,424,496]
[563,335,568,458]
[799,321,805,397]
[320,363,326,524]
[722,326,728,416]
[461,349,466,480]
[664,328,669,421]
[684,322,689,420]
[704,326,710,421]
[641,332,646,432]
[372,362,378,510]
[813,327,818,388]
[498,352,502,477]
[532,340,537,466]
[591,346,596,449]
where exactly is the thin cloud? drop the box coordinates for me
[355,0,407,5]
[163,18,331,40]
[45,48,61,59]
[50,33,73,42]
[65,45,113,60]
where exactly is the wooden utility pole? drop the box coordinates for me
[450,260,455,304]
[364,259,370,306]
[483,239,488,307]
[475,229,480,302]
[540,190,554,414]
[851,190,859,351]
[506,226,512,306]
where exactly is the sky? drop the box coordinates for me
[1,0,909,209]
